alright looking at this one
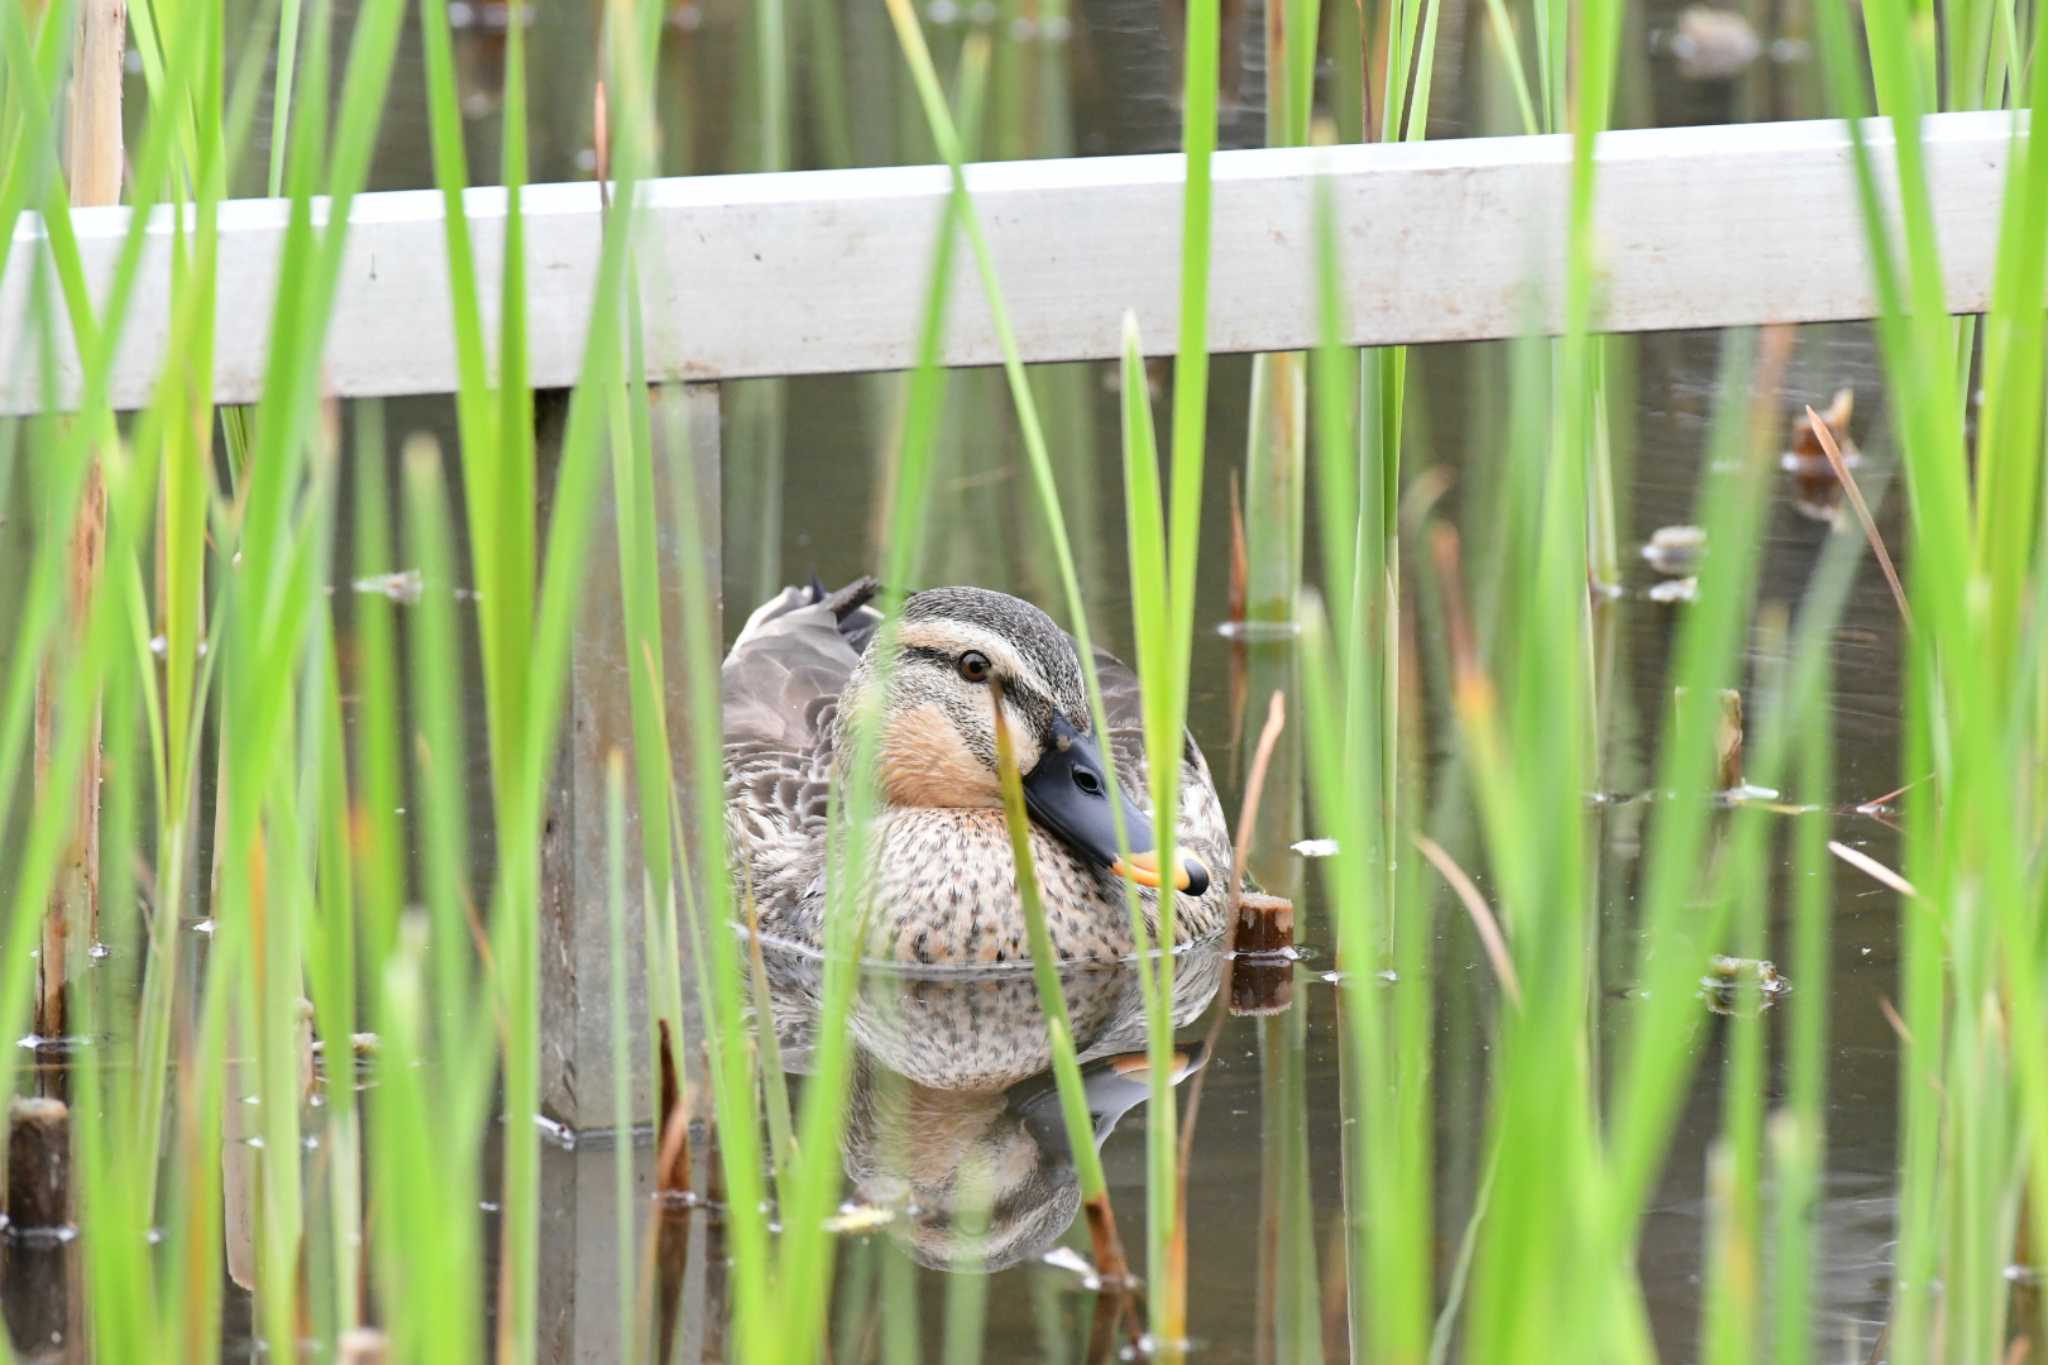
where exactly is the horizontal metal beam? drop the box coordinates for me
[0,111,2016,413]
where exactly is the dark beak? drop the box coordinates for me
[1021,715,1210,897]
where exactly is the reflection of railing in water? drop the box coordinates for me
[0,111,2011,1132]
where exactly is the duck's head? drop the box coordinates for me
[838,587,1208,897]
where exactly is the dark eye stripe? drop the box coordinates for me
[900,643,1060,722]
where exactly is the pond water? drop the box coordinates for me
[4,1,1921,1360]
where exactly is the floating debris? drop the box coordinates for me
[1039,1245,1100,1284]
[652,1187,708,1213]
[445,0,535,30]
[1017,13,1074,41]
[1104,353,1170,400]
[1668,6,1763,80]
[1215,618,1301,643]
[1700,955,1789,1014]
[1317,968,1399,986]
[15,1033,94,1055]
[1782,388,1861,522]
[1714,689,1743,790]
[1133,1332,1198,1359]
[147,634,207,659]
[1642,524,1706,577]
[1291,837,1340,859]
[824,1203,896,1234]
[311,1032,381,1058]
[925,0,1003,26]
[1672,686,1745,790]
[351,568,425,605]
[339,1327,391,1365]
[1831,840,1917,897]
[1647,576,1699,604]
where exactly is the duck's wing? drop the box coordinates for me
[722,580,878,867]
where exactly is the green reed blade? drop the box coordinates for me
[1481,0,1541,134]
[0,0,244,1236]
[418,0,520,808]
[400,435,479,1064]
[994,679,1130,1252]
[349,401,403,969]
[605,25,775,1356]
[307,605,365,1341]
[1771,651,1834,1365]
[768,38,992,1363]
[801,0,856,168]
[1702,620,1781,1365]
[1815,0,2048,1353]
[267,0,302,195]
[493,0,537,798]
[878,7,1153,973]
[615,285,679,1022]
[899,7,1225,1353]
[1598,332,1771,1233]
[1298,588,1431,1359]
[940,1160,997,1364]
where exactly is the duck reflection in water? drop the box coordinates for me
[762,937,1223,1271]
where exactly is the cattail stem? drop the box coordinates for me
[655,1018,692,1196]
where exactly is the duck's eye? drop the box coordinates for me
[957,650,993,684]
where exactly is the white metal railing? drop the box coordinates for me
[0,110,2017,415]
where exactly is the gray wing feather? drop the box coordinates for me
[722,601,862,895]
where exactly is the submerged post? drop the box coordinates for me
[538,382,720,1134]
[4,1096,73,1233]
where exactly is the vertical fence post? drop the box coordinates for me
[537,381,720,1134]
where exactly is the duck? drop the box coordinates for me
[722,579,1234,965]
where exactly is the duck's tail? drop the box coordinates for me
[809,574,882,630]
[735,575,885,652]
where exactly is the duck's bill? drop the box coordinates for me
[1022,717,1211,898]
[1111,848,1210,896]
